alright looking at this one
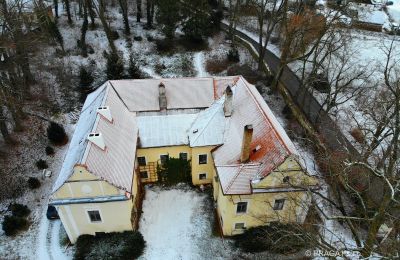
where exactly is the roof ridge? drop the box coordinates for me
[240,78,294,154]
[190,99,223,145]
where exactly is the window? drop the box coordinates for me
[88,210,101,222]
[160,154,169,166]
[234,223,245,230]
[273,199,285,210]
[137,156,146,166]
[140,171,148,179]
[199,173,207,180]
[199,154,207,164]
[283,176,290,183]
[179,152,188,161]
[236,202,247,214]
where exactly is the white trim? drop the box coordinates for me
[84,207,104,224]
[199,172,207,180]
[198,153,208,164]
[65,205,80,238]
[233,222,246,230]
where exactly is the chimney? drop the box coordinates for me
[223,85,233,117]
[97,106,113,123]
[158,82,167,110]
[87,133,106,150]
[240,124,253,163]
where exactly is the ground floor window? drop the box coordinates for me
[160,154,169,166]
[273,199,285,210]
[199,173,207,180]
[140,171,148,179]
[88,210,102,222]
[234,223,246,230]
[198,154,208,164]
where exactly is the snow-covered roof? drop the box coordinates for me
[111,78,215,112]
[217,164,261,195]
[137,114,197,148]
[350,3,389,25]
[188,98,226,147]
[52,83,107,193]
[213,77,298,195]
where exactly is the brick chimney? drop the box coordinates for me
[159,82,167,110]
[240,124,253,163]
[223,85,233,117]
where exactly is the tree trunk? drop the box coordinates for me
[96,0,117,53]
[87,0,96,29]
[137,0,142,22]
[118,0,130,35]
[54,0,59,18]
[65,0,73,24]
[146,0,154,27]
[0,106,12,143]
[80,0,89,56]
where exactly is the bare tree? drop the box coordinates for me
[146,0,155,28]
[92,0,117,53]
[137,0,142,22]
[118,0,130,35]
[80,0,89,56]
[64,0,73,24]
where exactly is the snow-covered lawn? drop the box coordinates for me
[139,185,239,260]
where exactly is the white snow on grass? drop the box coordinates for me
[194,52,208,77]
[139,185,239,260]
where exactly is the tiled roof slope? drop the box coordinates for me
[52,84,108,193]
[213,77,297,194]
[82,85,138,192]
[111,78,214,111]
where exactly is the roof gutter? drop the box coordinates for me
[49,195,129,206]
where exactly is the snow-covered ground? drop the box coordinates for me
[139,185,239,260]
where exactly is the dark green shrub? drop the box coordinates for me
[2,215,29,236]
[47,122,68,145]
[128,53,142,79]
[74,231,146,260]
[36,159,48,170]
[45,145,55,155]
[227,47,240,62]
[9,203,31,218]
[157,157,192,185]
[104,51,125,80]
[79,67,94,90]
[234,223,311,254]
[133,36,143,41]
[28,177,41,189]
[147,35,154,42]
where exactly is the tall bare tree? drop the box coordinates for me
[118,0,130,35]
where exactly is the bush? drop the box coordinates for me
[47,122,67,145]
[155,38,174,52]
[28,177,41,189]
[133,36,143,41]
[128,53,143,79]
[146,35,154,42]
[157,157,192,186]
[227,47,240,62]
[36,159,48,170]
[2,215,29,236]
[234,223,312,254]
[104,51,125,80]
[79,67,94,90]
[74,231,146,260]
[9,203,31,218]
[45,145,55,156]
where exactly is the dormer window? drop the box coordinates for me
[97,106,113,122]
[87,132,106,150]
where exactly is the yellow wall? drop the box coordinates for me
[136,145,216,185]
[214,157,317,236]
[56,200,133,243]
[53,166,136,244]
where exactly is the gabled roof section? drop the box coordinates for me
[188,97,226,147]
[111,78,215,112]
[52,83,108,193]
[82,85,138,192]
[137,114,197,148]
[213,77,298,195]
[217,164,261,195]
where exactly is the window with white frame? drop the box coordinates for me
[87,210,102,222]
[236,202,247,214]
[273,199,285,210]
[137,156,146,166]
[234,223,246,230]
[179,152,188,161]
[199,154,207,164]
[199,173,207,180]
